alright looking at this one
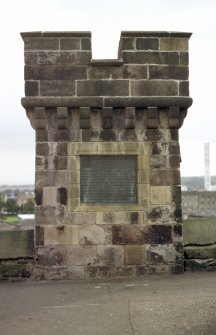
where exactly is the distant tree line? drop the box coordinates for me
[0,195,35,215]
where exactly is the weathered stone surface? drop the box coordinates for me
[40,80,75,96]
[150,186,172,205]
[43,225,79,246]
[147,205,175,224]
[79,225,111,245]
[25,65,87,80]
[25,51,91,65]
[112,224,172,245]
[149,65,188,80]
[66,212,96,225]
[146,244,178,264]
[25,81,38,96]
[96,211,143,225]
[122,51,179,65]
[77,80,129,96]
[185,259,216,272]
[160,38,188,51]
[184,245,216,259]
[0,259,33,280]
[136,38,159,50]
[66,245,96,265]
[0,230,34,259]
[183,220,216,246]
[131,80,178,96]
[96,245,124,265]
[150,170,180,186]
[43,187,58,206]
[60,38,81,50]
[124,245,145,265]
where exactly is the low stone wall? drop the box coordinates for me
[184,218,216,271]
[0,219,216,280]
[0,229,34,280]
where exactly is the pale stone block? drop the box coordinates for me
[43,187,58,206]
[68,156,79,170]
[96,211,143,225]
[68,198,79,210]
[97,142,118,152]
[138,155,150,170]
[66,212,96,225]
[124,245,145,265]
[68,170,80,184]
[97,245,124,265]
[68,143,79,156]
[44,225,79,246]
[68,183,79,199]
[66,245,96,265]
[160,38,188,51]
[145,244,178,264]
[79,225,111,245]
[77,142,98,154]
[150,186,172,205]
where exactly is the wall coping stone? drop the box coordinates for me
[21,31,92,38]
[121,31,192,38]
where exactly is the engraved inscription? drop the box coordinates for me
[80,155,137,204]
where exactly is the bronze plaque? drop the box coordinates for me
[80,155,137,204]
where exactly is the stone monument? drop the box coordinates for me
[21,31,192,279]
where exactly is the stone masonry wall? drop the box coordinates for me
[21,31,192,280]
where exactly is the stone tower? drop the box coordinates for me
[21,31,192,279]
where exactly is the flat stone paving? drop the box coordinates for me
[0,272,216,335]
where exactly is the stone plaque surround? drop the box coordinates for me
[80,155,137,204]
[21,30,192,280]
[68,141,148,211]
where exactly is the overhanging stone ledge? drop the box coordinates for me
[21,96,192,109]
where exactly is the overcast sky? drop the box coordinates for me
[0,0,216,184]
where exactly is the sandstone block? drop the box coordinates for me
[150,186,172,205]
[81,38,91,50]
[66,245,96,265]
[40,80,75,96]
[150,170,180,186]
[24,37,59,50]
[121,37,135,50]
[43,187,58,206]
[183,219,216,246]
[36,245,67,266]
[160,38,188,51]
[146,244,178,264]
[85,265,110,279]
[179,81,189,96]
[60,38,81,50]
[79,225,111,245]
[43,225,79,246]
[66,212,96,225]
[77,80,129,96]
[185,245,216,260]
[124,245,145,265]
[149,65,188,80]
[25,81,38,96]
[97,245,124,265]
[147,205,173,224]
[122,51,179,65]
[136,38,159,50]
[25,65,87,80]
[0,230,34,259]
[96,211,143,225]
[131,80,178,96]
